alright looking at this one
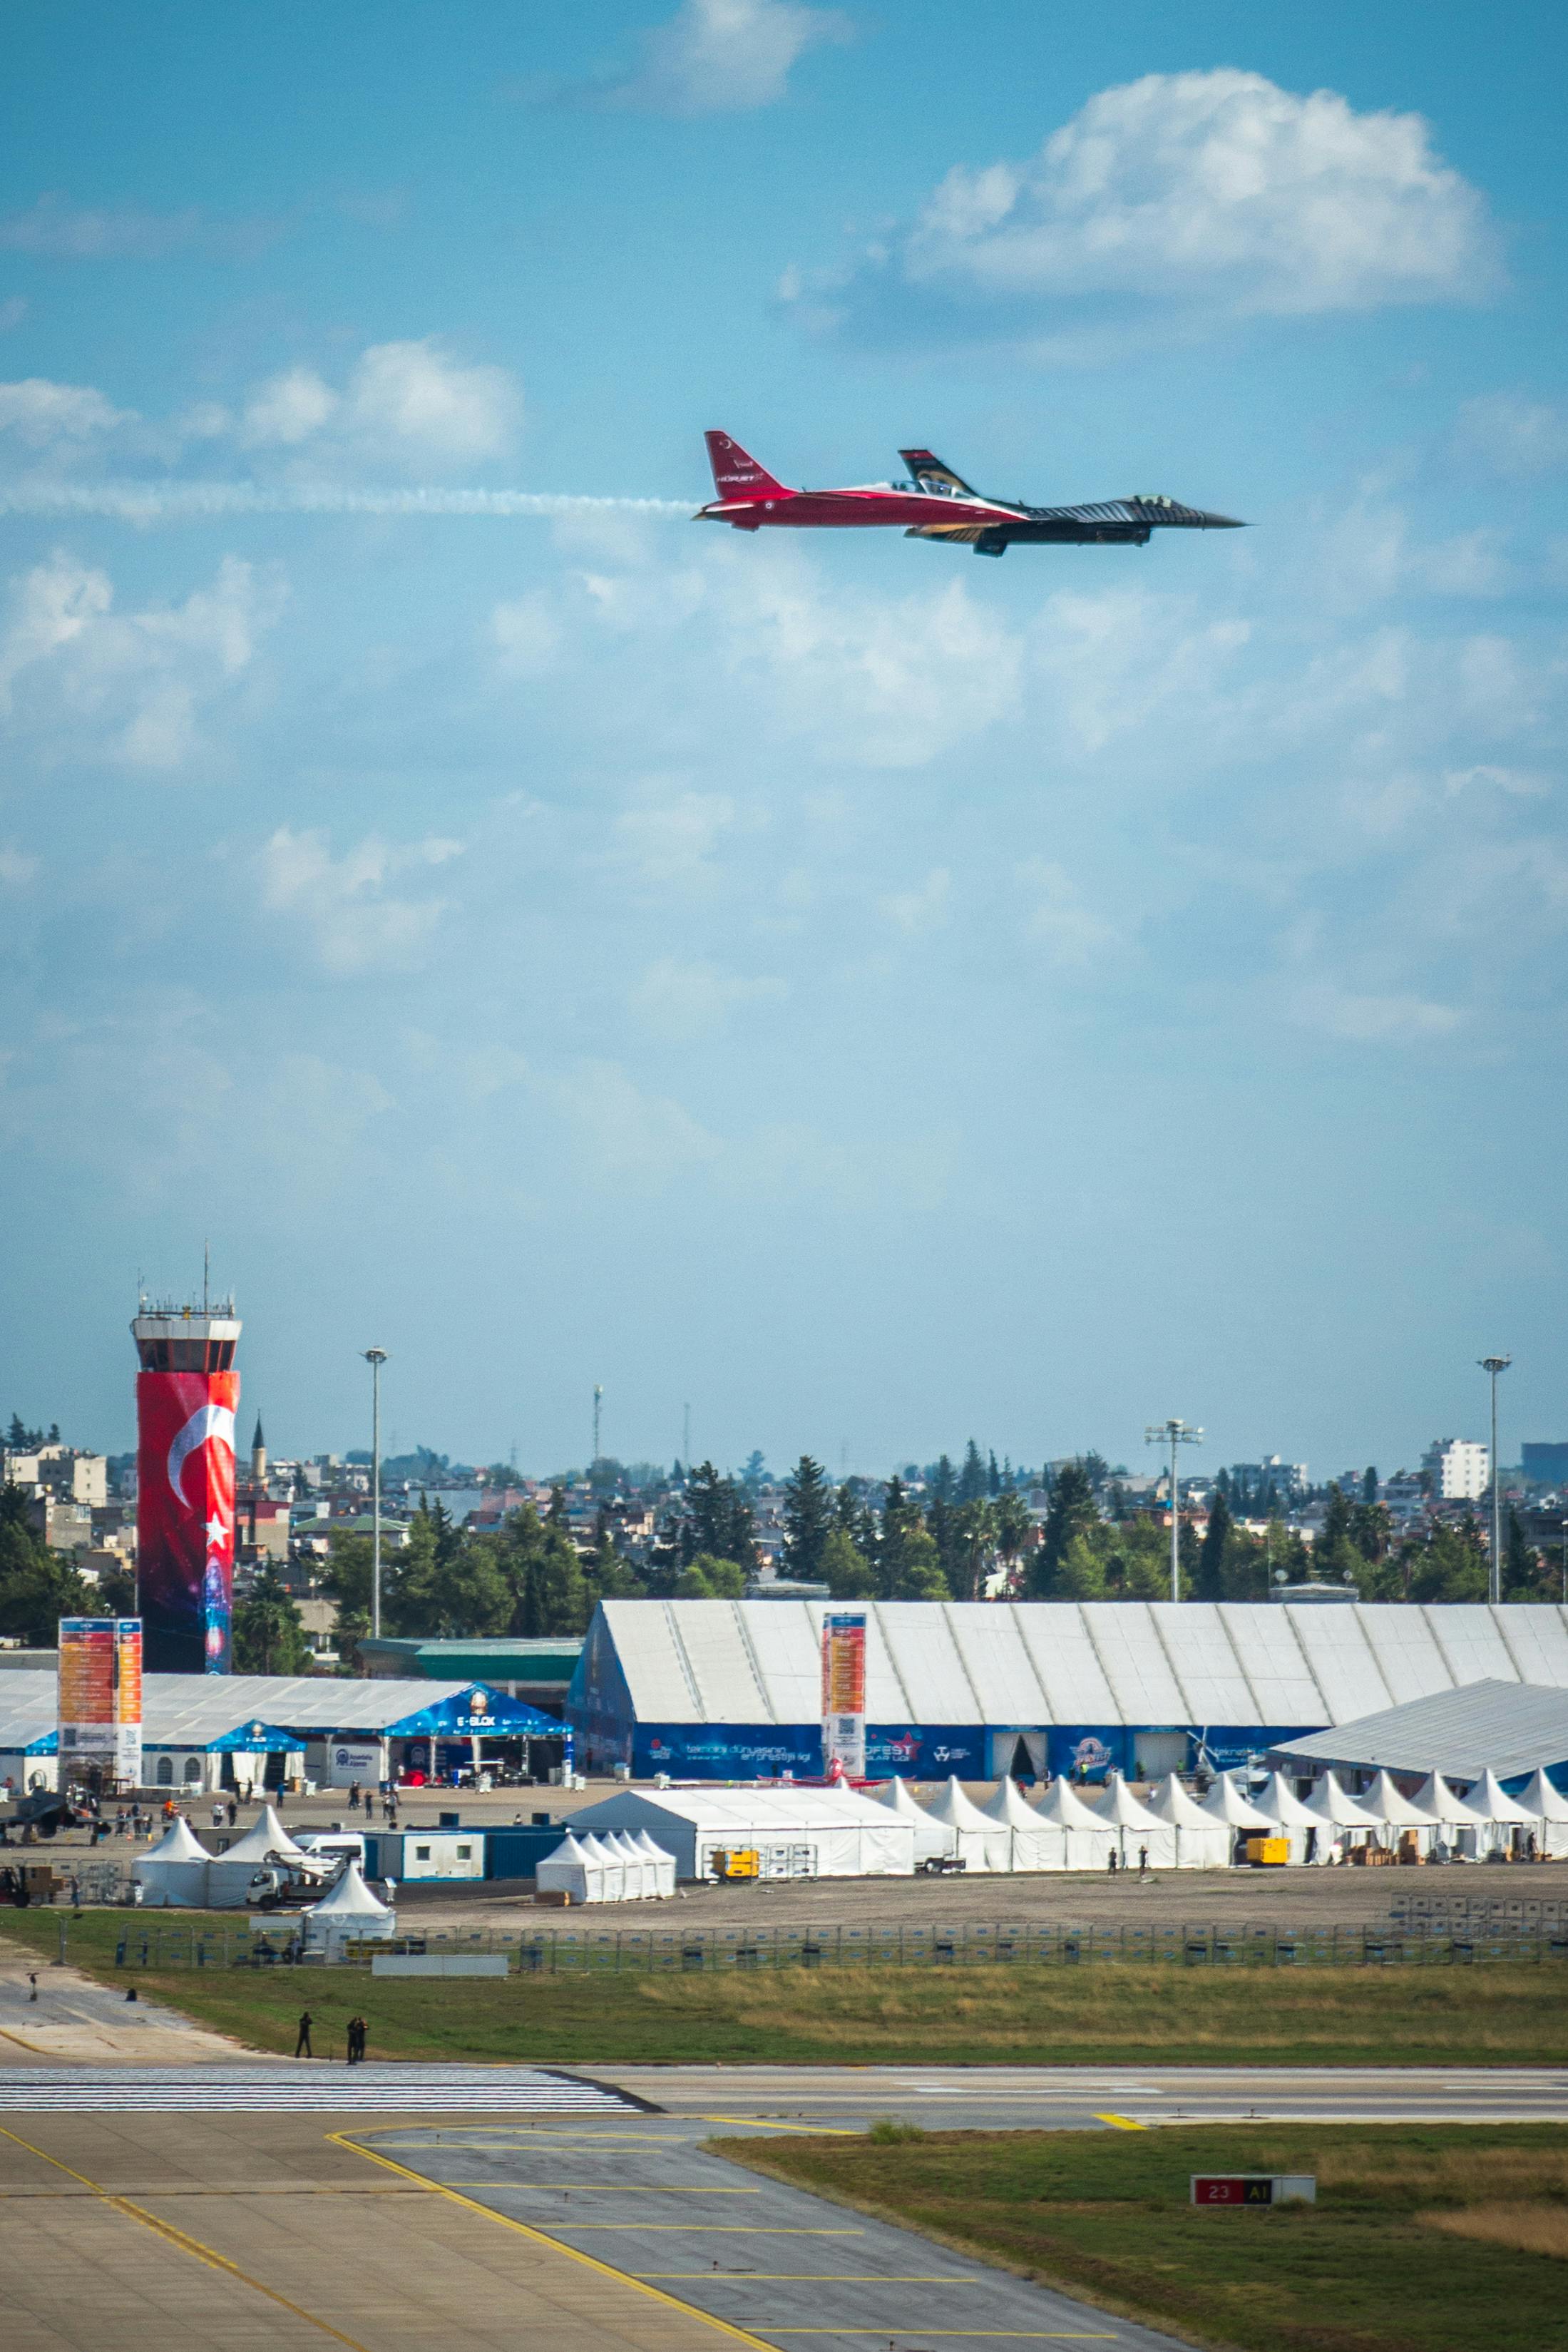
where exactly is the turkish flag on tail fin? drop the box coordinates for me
[704,431,788,499]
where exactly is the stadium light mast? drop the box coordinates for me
[1478,1354,1510,1605]
[362,1349,388,1637]
[1145,1418,1203,1602]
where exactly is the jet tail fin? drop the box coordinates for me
[704,431,789,501]
[900,447,979,497]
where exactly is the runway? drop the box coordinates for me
[595,2060,1568,2129]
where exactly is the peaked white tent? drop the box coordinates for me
[302,1861,396,1955]
[1410,1771,1489,1856]
[980,1777,1067,1872]
[571,1786,914,1881]
[1470,1769,1539,1856]
[206,1805,316,1910]
[133,1814,210,1908]
[1146,1773,1231,1868]
[609,1829,651,1897]
[1255,1770,1319,1863]
[580,1832,624,1902]
[536,1829,600,1905]
[632,1826,677,1894]
[1199,1772,1276,1854]
[1363,1769,1439,1854]
[1302,1771,1382,1856]
[1515,1769,1568,1858]
[1093,1773,1177,1868]
[874,1775,953,1865]
[1035,1776,1117,1869]
[922,1776,1012,1872]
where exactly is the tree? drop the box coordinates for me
[929,1454,956,1505]
[887,1524,948,1600]
[394,1498,511,1637]
[993,1490,1031,1592]
[1362,1466,1378,1505]
[491,1505,590,1637]
[1313,1484,1362,1587]
[1404,1520,1488,1603]
[783,1456,831,1583]
[682,1462,756,1570]
[232,1563,311,1674]
[821,1525,876,1599]
[1026,1461,1097,1597]
[1194,1486,1231,1602]
[674,1553,747,1598]
[1055,1532,1106,1599]
[1505,1508,1542,1600]
[949,1498,996,1602]
[957,1441,986,1505]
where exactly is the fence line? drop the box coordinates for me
[86,1916,1568,1973]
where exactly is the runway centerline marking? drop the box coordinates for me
[0,2125,376,2351]
[334,2130,779,2351]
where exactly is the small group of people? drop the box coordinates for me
[1105,1846,1152,1878]
[294,2008,369,2064]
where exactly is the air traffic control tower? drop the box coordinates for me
[131,1294,241,1674]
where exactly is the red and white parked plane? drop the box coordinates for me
[695,431,1244,556]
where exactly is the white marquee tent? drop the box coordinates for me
[874,1775,953,1865]
[568,1786,916,1881]
[302,1861,396,1956]
[1517,1769,1568,1856]
[980,1776,1067,1871]
[1094,1774,1177,1868]
[921,1776,1012,1873]
[132,1815,210,1908]
[536,1830,598,1904]
[205,1806,316,1910]
[1035,1776,1117,1868]
[1255,1770,1320,1865]
[1146,1773,1231,1868]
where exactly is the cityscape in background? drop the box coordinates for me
[3,1316,1566,1675]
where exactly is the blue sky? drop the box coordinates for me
[2,1,1566,1479]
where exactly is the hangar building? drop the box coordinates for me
[567,1598,1568,1781]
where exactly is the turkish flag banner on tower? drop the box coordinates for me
[136,1369,239,1674]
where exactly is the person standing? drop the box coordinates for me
[227,1799,238,1828]
[348,1782,361,1814]
[294,2008,314,2058]
[347,2015,367,2064]
[1138,1844,1149,1879]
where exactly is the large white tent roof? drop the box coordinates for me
[1269,1679,1568,1781]
[583,1601,1568,1732]
[0,1669,526,1752]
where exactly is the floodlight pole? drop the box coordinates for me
[1145,1418,1203,1602]
[362,1349,388,1637]
[1478,1355,1510,1605]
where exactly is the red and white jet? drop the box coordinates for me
[695,431,1244,556]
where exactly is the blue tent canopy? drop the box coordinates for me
[382,1684,566,1739]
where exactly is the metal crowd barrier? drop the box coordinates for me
[86,1916,1568,1972]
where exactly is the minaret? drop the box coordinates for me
[131,1291,240,1674]
[251,1414,267,1488]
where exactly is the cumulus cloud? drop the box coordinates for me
[0,550,283,765]
[240,339,519,471]
[1293,983,1463,1043]
[603,0,851,115]
[1452,392,1568,479]
[259,827,464,974]
[0,377,131,446]
[615,789,737,889]
[1017,859,1117,965]
[789,70,1497,354]
[880,866,950,936]
[0,195,203,260]
[630,955,786,1040]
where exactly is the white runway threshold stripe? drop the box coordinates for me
[0,2065,642,2112]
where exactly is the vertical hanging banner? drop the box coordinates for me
[820,1608,868,1781]
[136,1367,239,1673]
[58,1618,143,1786]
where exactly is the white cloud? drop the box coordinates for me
[550,1058,719,1186]
[1293,983,1463,1043]
[491,590,563,676]
[239,339,518,471]
[0,377,130,445]
[880,866,950,936]
[1017,859,1117,965]
[1029,584,1251,756]
[615,789,736,889]
[796,71,1495,352]
[0,196,200,259]
[0,551,283,765]
[1453,392,1568,479]
[242,365,339,447]
[604,0,851,116]
[630,955,786,1040]
[259,827,463,973]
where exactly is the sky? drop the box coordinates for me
[2,1,1566,1481]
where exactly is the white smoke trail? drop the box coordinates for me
[0,480,694,521]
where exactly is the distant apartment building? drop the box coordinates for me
[3,1445,108,1509]
[1522,1442,1568,1487]
[1423,1438,1489,1501]
[1227,1456,1308,1503]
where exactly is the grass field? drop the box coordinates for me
[719,2122,1568,2352]
[5,1911,1568,2065]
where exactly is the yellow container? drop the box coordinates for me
[1244,1836,1290,1867]
[710,1847,761,1880]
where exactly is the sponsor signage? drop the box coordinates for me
[820,1609,867,1780]
[329,1743,382,1789]
[58,1617,143,1786]
[136,1368,238,1673]
[1192,2174,1316,2207]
